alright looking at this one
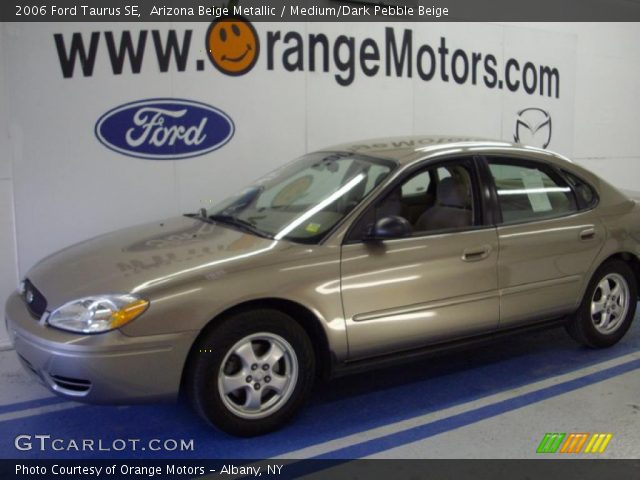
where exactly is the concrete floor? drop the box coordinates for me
[1,311,639,460]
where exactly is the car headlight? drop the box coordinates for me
[48,295,149,334]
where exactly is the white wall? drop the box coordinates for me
[0,22,20,346]
[0,21,638,347]
[502,23,640,190]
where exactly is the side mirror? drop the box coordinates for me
[366,215,412,241]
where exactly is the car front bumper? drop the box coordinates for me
[5,292,198,403]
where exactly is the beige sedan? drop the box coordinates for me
[5,136,639,436]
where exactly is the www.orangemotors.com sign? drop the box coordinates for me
[54,20,560,97]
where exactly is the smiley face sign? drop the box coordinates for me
[206,17,260,76]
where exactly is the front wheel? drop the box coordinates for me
[566,260,637,348]
[186,309,315,437]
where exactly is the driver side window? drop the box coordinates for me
[349,160,477,240]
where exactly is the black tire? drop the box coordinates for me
[186,309,315,437]
[566,260,637,348]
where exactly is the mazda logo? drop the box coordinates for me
[25,290,34,304]
[514,107,552,149]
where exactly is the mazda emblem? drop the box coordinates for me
[514,107,552,149]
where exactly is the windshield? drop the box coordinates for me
[205,152,395,243]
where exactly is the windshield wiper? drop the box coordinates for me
[184,208,210,220]
[208,214,273,239]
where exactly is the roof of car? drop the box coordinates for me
[324,135,547,164]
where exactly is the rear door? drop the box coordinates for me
[484,156,605,327]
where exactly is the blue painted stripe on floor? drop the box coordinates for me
[0,396,68,415]
[0,319,638,459]
[313,357,640,459]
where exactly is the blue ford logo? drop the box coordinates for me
[95,98,234,159]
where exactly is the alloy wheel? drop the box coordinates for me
[217,332,298,419]
[590,273,630,334]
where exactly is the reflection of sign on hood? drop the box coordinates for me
[95,99,235,159]
[514,107,552,149]
[124,222,219,252]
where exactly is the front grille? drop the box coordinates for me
[50,374,91,393]
[23,279,47,319]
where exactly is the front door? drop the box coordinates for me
[340,158,500,360]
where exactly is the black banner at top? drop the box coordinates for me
[2,0,640,22]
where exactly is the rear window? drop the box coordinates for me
[488,160,578,224]
[562,170,598,209]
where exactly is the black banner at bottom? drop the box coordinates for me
[1,459,639,480]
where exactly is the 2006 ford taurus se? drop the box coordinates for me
[6,136,640,436]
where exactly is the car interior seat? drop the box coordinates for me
[414,176,472,231]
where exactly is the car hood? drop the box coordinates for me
[622,189,640,203]
[26,216,286,308]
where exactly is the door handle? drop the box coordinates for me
[462,245,492,262]
[580,228,596,240]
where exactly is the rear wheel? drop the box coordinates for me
[186,309,315,436]
[566,260,637,348]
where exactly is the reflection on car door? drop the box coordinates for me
[340,158,500,361]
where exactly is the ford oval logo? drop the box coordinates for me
[95,98,234,159]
